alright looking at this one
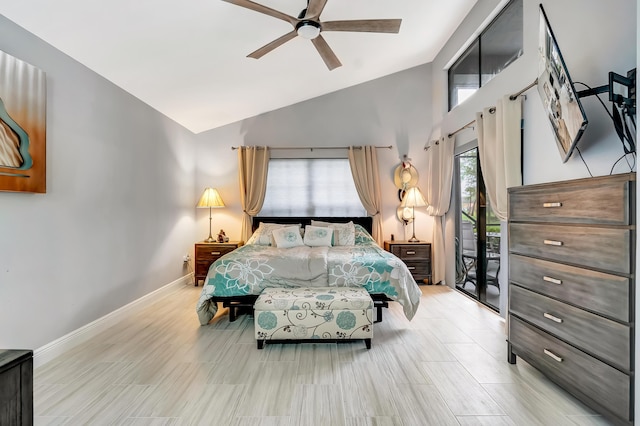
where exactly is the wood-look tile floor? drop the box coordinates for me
[34,284,613,425]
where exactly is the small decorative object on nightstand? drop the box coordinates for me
[194,241,243,286]
[384,240,432,285]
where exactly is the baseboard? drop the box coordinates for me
[33,273,194,369]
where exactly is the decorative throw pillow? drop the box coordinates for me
[311,220,356,246]
[271,226,305,248]
[303,225,333,247]
[247,222,301,245]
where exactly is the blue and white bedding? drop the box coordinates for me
[196,224,421,325]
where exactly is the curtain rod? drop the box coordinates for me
[445,78,538,139]
[231,145,392,151]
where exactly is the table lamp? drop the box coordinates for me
[197,187,225,242]
[400,186,427,242]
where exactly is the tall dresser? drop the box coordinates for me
[507,173,635,425]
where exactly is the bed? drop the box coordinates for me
[196,217,422,325]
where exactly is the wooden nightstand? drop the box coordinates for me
[194,241,243,286]
[384,240,432,285]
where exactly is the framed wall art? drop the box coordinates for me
[0,50,46,193]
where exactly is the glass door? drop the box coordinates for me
[454,148,500,312]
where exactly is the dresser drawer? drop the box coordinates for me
[389,244,430,260]
[509,316,630,421]
[509,174,633,225]
[509,254,630,322]
[509,223,631,274]
[510,285,630,371]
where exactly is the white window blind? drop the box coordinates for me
[259,158,366,217]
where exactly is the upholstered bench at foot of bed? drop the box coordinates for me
[254,287,373,350]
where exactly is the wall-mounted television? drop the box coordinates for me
[537,5,588,163]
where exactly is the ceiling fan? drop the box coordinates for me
[222,0,402,70]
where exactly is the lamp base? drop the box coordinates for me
[204,236,216,243]
[408,236,420,242]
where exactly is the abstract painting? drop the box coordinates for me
[0,50,46,193]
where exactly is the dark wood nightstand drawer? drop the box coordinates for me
[195,245,235,261]
[384,241,432,284]
[391,245,430,260]
[403,260,431,277]
[194,241,243,286]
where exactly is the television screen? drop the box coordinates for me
[537,5,588,163]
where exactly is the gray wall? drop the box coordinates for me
[0,0,636,358]
[431,0,636,310]
[194,64,435,244]
[0,15,197,350]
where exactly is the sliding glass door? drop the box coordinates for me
[454,148,500,312]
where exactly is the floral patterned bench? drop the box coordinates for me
[254,287,373,349]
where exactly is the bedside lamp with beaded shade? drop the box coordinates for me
[197,187,225,243]
[400,186,428,242]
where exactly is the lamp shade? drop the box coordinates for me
[400,186,427,208]
[197,187,225,208]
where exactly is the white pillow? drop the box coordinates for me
[311,220,356,246]
[247,222,300,245]
[272,226,305,248]
[303,225,333,247]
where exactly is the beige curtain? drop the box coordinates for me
[348,146,383,245]
[476,95,523,220]
[238,146,270,242]
[424,135,455,285]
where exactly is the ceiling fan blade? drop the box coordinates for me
[247,31,298,59]
[322,19,402,33]
[311,35,342,70]
[304,0,328,19]
[222,0,298,25]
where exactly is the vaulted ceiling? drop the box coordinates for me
[0,0,477,133]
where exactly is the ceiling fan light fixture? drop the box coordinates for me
[296,20,321,39]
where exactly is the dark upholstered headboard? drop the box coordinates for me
[252,216,373,235]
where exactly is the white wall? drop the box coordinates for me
[194,64,435,245]
[0,15,197,350]
[431,0,636,313]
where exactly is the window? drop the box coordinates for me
[259,158,366,217]
[448,0,523,110]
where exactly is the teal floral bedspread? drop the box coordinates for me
[196,228,422,325]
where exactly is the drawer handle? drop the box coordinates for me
[543,240,563,246]
[211,251,221,255]
[408,266,416,270]
[543,276,562,285]
[543,349,563,363]
[543,312,563,323]
[406,251,416,255]
[543,202,562,208]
